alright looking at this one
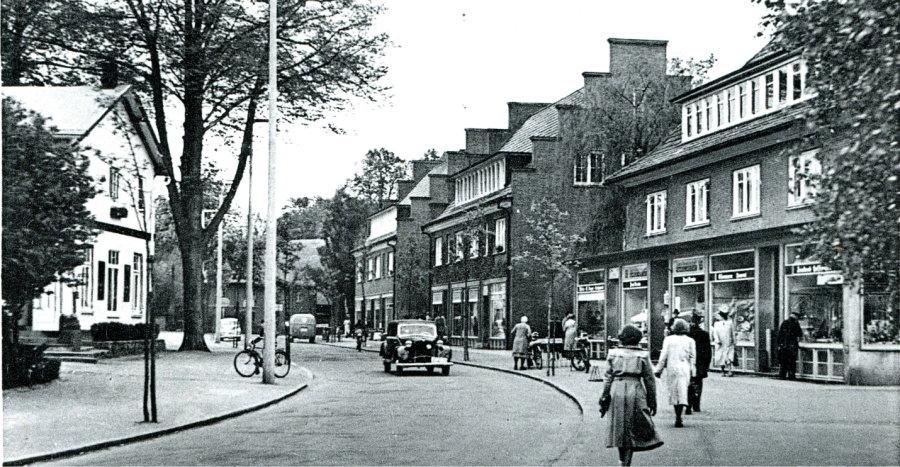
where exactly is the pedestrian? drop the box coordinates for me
[686,311,712,413]
[355,319,367,352]
[563,313,577,358]
[511,316,532,370]
[777,311,803,379]
[600,325,663,466]
[654,318,695,427]
[712,305,736,376]
[435,315,447,341]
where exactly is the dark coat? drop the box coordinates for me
[778,317,803,354]
[688,325,712,379]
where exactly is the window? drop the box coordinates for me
[374,255,382,279]
[792,63,803,100]
[455,159,506,204]
[733,165,761,217]
[387,251,394,276]
[751,79,759,114]
[788,150,821,206]
[765,73,774,109]
[862,274,900,346]
[80,247,94,309]
[470,232,479,259]
[696,103,703,135]
[367,257,375,281]
[686,106,693,137]
[109,250,120,265]
[455,232,464,262]
[494,218,507,253]
[685,179,709,226]
[739,84,747,119]
[778,69,788,103]
[484,222,494,256]
[574,153,602,185]
[97,260,106,301]
[137,177,145,213]
[646,191,666,235]
[704,99,712,132]
[109,167,120,201]
[727,89,736,123]
[434,237,443,267]
[357,262,364,283]
[123,264,131,303]
[107,264,118,312]
[716,93,724,128]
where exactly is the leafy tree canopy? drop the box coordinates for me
[348,148,408,203]
[2,98,97,308]
[754,0,899,298]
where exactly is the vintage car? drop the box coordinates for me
[289,313,316,343]
[380,320,453,376]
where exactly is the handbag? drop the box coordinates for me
[599,394,611,417]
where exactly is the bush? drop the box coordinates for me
[2,343,61,389]
[90,322,159,342]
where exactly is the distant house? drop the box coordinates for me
[3,85,165,332]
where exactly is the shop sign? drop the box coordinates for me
[623,264,648,280]
[787,264,835,276]
[817,273,844,285]
[674,257,705,274]
[578,283,605,294]
[674,274,706,285]
[623,279,648,289]
[714,270,755,281]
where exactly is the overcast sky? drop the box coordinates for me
[230,0,772,212]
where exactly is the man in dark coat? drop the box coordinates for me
[778,311,803,379]
[686,312,712,413]
[434,315,447,341]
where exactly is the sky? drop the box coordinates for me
[230,0,772,213]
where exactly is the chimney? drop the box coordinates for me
[411,159,442,182]
[508,102,549,133]
[465,128,510,155]
[100,59,119,89]
[608,38,668,77]
[397,180,416,200]
[446,151,470,177]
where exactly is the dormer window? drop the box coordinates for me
[455,158,505,204]
[682,58,810,142]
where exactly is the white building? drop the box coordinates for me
[3,85,165,331]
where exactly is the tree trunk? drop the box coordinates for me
[179,236,209,351]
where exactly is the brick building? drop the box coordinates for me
[422,39,688,350]
[574,44,899,385]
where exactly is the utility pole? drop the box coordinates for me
[214,188,225,343]
[262,0,278,384]
[245,153,254,350]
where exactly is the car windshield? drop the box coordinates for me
[397,324,437,338]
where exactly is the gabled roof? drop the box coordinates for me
[607,103,809,183]
[498,88,584,153]
[399,161,448,205]
[2,85,165,175]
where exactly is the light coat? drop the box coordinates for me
[601,347,664,451]
[655,334,696,406]
[712,319,736,367]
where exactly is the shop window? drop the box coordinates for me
[785,244,843,343]
[577,270,606,340]
[733,165,760,218]
[788,150,820,206]
[710,251,755,346]
[862,275,900,345]
[622,264,649,346]
[646,191,666,235]
[432,290,445,323]
[685,179,709,227]
[489,283,506,339]
[673,257,707,324]
[451,289,463,337]
[467,287,479,338]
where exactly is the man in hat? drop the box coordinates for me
[712,305,735,376]
[777,311,803,379]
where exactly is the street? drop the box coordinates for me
[46,344,581,466]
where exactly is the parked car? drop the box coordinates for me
[219,318,241,344]
[380,320,453,376]
[289,314,316,343]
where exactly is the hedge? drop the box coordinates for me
[90,322,159,342]
[2,343,61,389]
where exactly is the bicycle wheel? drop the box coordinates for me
[531,348,543,369]
[234,350,258,377]
[274,349,291,378]
[571,352,586,371]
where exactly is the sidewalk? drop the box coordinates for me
[331,339,900,466]
[2,333,308,465]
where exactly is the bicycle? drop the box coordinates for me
[569,334,592,372]
[234,336,290,378]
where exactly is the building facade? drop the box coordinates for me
[423,39,687,350]
[3,85,164,332]
[574,46,899,385]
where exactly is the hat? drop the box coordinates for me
[717,305,730,316]
[618,325,643,346]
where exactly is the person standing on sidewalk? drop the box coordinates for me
[563,313,577,357]
[712,306,736,376]
[511,316,531,370]
[654,319,696,428]
[686,311,712,413]
[778,311,803,379]
[600,325,663,466]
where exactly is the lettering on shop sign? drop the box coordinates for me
[714,270,754,281]
[578,284,605,293]
[624,280,648,289]
[674,274,706,284]
[787,264,835,275]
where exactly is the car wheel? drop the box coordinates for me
[309,336,315,344]
[426,366,435,375]
[383,361,391,373]
[396,365,404,376]
[441,366,450,376]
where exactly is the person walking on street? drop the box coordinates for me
[435,315,447,341]
[686,311,712,413]
[600,325,664,466]
[712,306,736,376]
[654,318,696,427]
[778,311,803,379]
[563,313,577,357]
[355,320,367,352]
[511,316,532,370]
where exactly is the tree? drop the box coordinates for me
[348,148,408,203]
[278,197,326,240]
[578,56,714,256]
[0,0,391,350]
[755,0,900,310]
[422,148,441,161]
[513,198,585,376]
[2,98,97,341]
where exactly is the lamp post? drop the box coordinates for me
[261,0,278,384]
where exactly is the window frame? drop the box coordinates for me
[494,218,507,254]
[685,179,710,227]
[732,165,761,218]
[646,190,667,235]
[434,236,443,267]
[788,150,821,207]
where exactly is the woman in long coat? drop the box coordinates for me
[511,316,531,370]
[563,314,577,355]
[654,319,696,427]
[601,325,663,466]
[712,307,736,376]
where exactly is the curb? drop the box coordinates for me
[323,342,585,415]
[3,383,308,466]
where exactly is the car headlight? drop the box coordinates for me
[436,340,444,346]
[404,340,412,348]
[426,344,432,350]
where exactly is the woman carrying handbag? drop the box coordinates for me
[600,325,664,466]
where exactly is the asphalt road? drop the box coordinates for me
[48,344,582,466]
